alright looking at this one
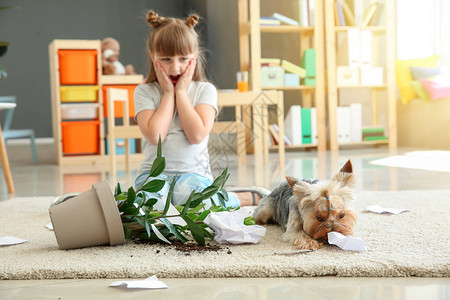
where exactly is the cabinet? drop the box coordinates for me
[324,0,397,151]
[49,39,144,165]
[237,0,326,151]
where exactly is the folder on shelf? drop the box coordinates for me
[340,0,355,26]
[347,28,361,66]
[272,12,299,26]
[272,123,292,145]
[363,2,379,27]
[307,0,315,26]
[260,17,281,26]
[310,107,318,145]
[284,105,302,145]
[301,108,312,144]
[298,0,309,27]
[359,30,372,65]
[353,0,364,27]
[261,58,281,66]
[336,1,346,26]
[281,60,307,78]
[349,103,362,142]
[337,106,351,143]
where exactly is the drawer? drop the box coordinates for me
[261,66,285,87]
[105,138,136,155]
[102,85,137,118]
[61,120,100,155]
[337,66,360,86]
[60,86,99,102]
[61,103,99,120]
[58,50,97,85]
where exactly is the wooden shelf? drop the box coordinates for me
[239,0,326,153]
[260,25,315,34]
[101,74,144,85]
[324,0,397,151]
[262,85,315,91]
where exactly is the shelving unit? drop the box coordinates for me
[324,0,397,151]
[237,0,326,152]
[49,39,144,166]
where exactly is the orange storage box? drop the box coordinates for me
[58,50,98,85]
[102,85,137,118]
[61,120,100,155]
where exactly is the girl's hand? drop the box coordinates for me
[175,58,196,94]
[154,61,174,95]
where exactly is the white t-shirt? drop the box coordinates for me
[134,81,218,180]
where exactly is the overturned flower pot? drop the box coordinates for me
[49,181,125,250]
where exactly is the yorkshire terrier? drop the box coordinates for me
[253,160,357,250]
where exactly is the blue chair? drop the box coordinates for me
[0,96,38,163]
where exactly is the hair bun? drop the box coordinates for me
[185,14,199,28]
[146,10,163,28]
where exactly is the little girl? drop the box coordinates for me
[134,11,268,210]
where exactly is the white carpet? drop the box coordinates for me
[370,151,450,172]
[0,190,449,279]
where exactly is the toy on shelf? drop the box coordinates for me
[101,37,136,75]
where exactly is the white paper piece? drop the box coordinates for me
[151,224,172,244]
[203,207,266,244]
[365,204,409,215]
[46,223,54,231]
[166,204,187,226]
[109,275,168,289]
[0,236,28,246]
[328,232,367,251]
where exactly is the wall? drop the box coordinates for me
[0,0,185,138]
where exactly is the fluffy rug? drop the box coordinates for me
[370,151,450,172]
[0,190,449,279]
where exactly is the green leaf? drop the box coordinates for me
[187,203,206,214]
[182,215,205,246]
[127,187,136,204]
[200,185,220,199]
[244,216,256,226]
[115,183,122,196]
[149,157,165,178]
[123,225,132,239]
[195,210,210,222]
[181,190,196,216]
[141,179,166,193]
[157,135,162,157]
[115,193,127,201]
[160,218,188,243]
[145,220,152,238]
[143,198,158,207]
[163,176,177,215]
[122,206,139,216]
[201,227,215,240]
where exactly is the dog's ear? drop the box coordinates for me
[332,159,356,187]
[286,176,298,188]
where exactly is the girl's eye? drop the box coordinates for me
[180,57,189,61]
[161,58,170,62]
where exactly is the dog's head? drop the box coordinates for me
[286,160,357,242]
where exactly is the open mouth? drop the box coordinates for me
[170,75,180,85]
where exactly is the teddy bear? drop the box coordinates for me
[101,37,136,75]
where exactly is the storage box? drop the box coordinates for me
[337,66,360,86]
[58,50,97,85]
[261,66,285,87]
[61,103,99,120]
[105,138,136,155]
[360,66,384,85]
[284,73,300,86]
[102,85,138,118]
[60,86,99,102]
[61,120,100,155]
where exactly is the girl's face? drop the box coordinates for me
[152,52,197,85]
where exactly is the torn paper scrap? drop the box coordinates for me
[203,207,266,244]
[328,232,367,251]
[109,275,168,289]
[0,236,28,246]
[46,223,54,231]
[365,204,409,215]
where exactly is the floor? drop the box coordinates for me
[1,142,449,299]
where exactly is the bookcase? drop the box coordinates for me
[237,0,326,151]
[49,39,144,165]
[324,0,397,151]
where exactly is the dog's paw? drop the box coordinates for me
[293,238,323,250]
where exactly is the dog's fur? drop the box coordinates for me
[253,160,357,250]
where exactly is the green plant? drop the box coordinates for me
[114,136,232,246]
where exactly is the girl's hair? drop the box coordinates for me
[145,11,207,83]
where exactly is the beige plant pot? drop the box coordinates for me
[49,181,125,250]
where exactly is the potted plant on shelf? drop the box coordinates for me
[49,137,231,250]
[0,6,20,78]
